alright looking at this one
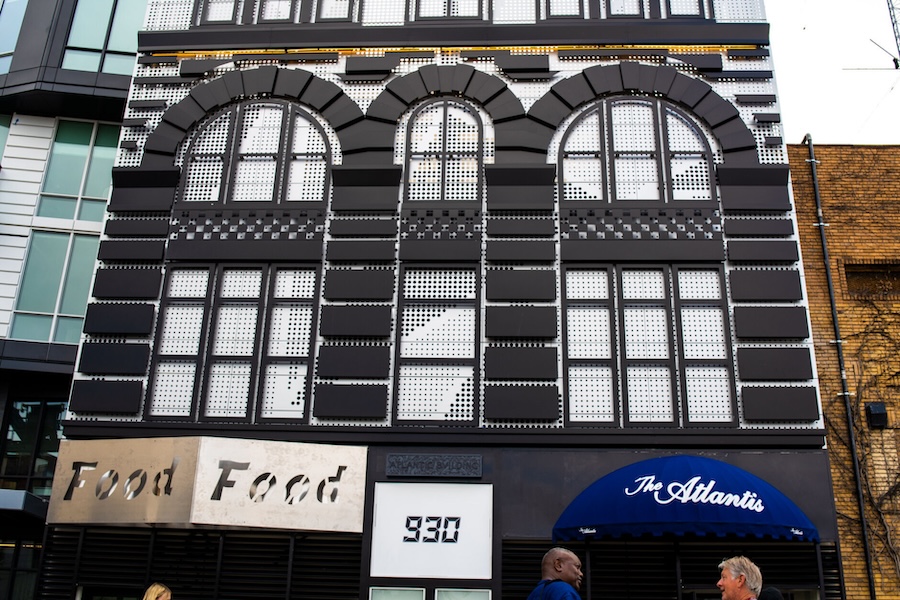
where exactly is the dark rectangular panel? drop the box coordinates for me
[79,343,150,375]
[313,384,388,418]
[486,185,555,211]
[327,240,395,262]
[399,241,480,262]
[736,348,813,381]
[729,270,803,301]
[98,240,166,261]
[69,380,143,414]
[728,240,799,263]
[329,219,398,237]
[562,240,724,262]
[486,219,555,237]
[483,385,559,420]
[331,187,400,211]
[316,346,390,378]
[734,306,809,339]
[720,186,791,212]
[166,240,323,262]
[83,304,155,336]
[486,270,556,301]
[104,218,170,237]
[742,387,820,422]
[723,218,794,237]
[484,347,558,380]
[485,306,557,339]
[93,269,163,299]
[109,186,177,212]
[486,241,555,263]
[324,270,394,300]
[320,305,392,338]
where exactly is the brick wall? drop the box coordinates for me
[790,144,900,599]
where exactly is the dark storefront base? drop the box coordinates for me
[37,528,840,600]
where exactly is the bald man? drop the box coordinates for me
[526,547,583,600]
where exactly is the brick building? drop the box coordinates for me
[31,2,841,599]
[791,142,900,600]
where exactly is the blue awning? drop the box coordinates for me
[553,455,819,542]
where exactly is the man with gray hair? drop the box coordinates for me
[716,556,763,600]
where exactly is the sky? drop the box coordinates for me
[766,0,900,145]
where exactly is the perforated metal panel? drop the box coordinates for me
[205,361,252,417]
[568,365,615,422]
[680,308,726,359]
[150,361,196,416]
[212,305,259,355]
[493,0,537,22]
[397,365,475,421]
[262,363,308,418]
[566,269,609,300]
[403,269,477,299]
[685,365,732,421]
[158,306,204,354]
[626,365,673,422]
[609,0,643,16]
[401,305,477,358]
[318,0,354,20]
[567,307,612,359]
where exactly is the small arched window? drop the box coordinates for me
[404,98,483,203]
[180,100,331,205]
[559,96,714,205]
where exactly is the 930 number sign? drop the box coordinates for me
[403,516,461,543]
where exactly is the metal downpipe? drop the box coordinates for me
[803,134,876,599]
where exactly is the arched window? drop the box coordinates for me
[559,96,714,205]
[180,100,331,205]
[404,98,483,203]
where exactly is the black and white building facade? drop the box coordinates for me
[42,1,840,599]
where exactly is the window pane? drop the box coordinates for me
[568,365,615,422]
[261,363,307,418]
[1,401,38,476]
[101,52,137,75]
[204,0,237,21]
[34,402,66,479]
[0,114,10,157]
[261,0,292,20]
[0,0,29,56]
[614,154,659,200]
[624,306,669,359]
[319,0,351,19]
[83,124,119,198]
[548,0,580,16]
[77,198,108,221]
[567,307,611,359]
[205,361,251,417]
[371,589,426,600]
[668,0,700,15]
[609,0,642,15]
[37,196,77,219]
[626,366,672,421]
[9,314,52,341]
[16,231,68,313]
[286,158,326,202]
[67,0,115,49]
[59,234,100,315]
[0,54,11,74]
[107,0,147,53]
[685,366,732,421]
[435,590,490,600]
[62,48,102,72]
[419,0,448,18]
[53,316,84,343]
[43,121,93,196]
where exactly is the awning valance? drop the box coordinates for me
[552,455,819,542]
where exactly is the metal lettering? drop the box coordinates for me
[64,461,98,500]
[211,460,250,500]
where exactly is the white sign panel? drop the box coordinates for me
[48,437,367,533]
[370,482,492,579]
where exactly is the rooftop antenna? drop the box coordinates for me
[887,0,900,67]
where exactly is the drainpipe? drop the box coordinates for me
[803,134,876,600]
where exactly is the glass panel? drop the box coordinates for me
[62,48,102,72]
[58,234,100,315]
[106,0,148,53]
[0,0,29,56]
[16,231,67,313]
[53,316,85,343]
[0,54,11,74]
[9,314,52,341]
[67,0,115,50]
[435,590,490,600]
[83,124,119,198]
[1,401,38,476]
[34,402,65,479]
[43,121,93,196]
[0,113,10,157]
[37,196,77,219]
[78,199,108,221]
[370,589,426,600]
[101,52,137,75]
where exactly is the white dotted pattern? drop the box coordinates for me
[397,365,475,421]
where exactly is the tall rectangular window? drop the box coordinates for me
[0,113,11,159]
[38,120,119,222]
[563,265,734,427]
[0,0,28,74]
[395,268,478,424]
[149,265,318,422]
[62,0,147,76]
[10,232,100,344]
[0,398,66,497]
